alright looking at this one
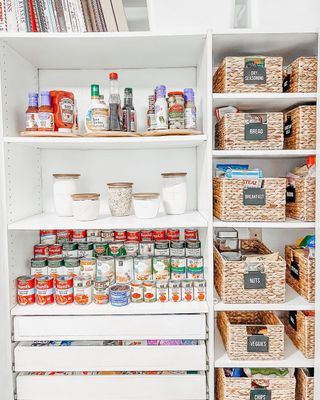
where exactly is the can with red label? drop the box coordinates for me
[48,244,63,257]
[17,275,35,305]
[55,275,74,305]
[153,229,166,241]
[31,258,48,277]
[184,228,198,240]
[167,228,180,241]
[57,230,73,243]
[35,276,54,305]
[140,229,153,241]
[114,230,127,241]
[40,230,57,245]
[126,230,141,242]
[34,244,49,258]
[72,229,87,243]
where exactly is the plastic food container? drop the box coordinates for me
[71,193,100,221]
[161,172,187,215]
[132,193,160,219]
[107,182,133,217]
[53,174,80,217]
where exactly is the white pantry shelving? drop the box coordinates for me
[212,149,316,158]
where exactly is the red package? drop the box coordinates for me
[50,91,74,131]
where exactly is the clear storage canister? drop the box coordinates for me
[71,193,100,221]
[53,174,80,217]
[161,172,187,215]
[107,182,133,217]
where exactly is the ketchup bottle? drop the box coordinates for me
[38,91,54,132]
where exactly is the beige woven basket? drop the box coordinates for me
[213,177,286,222]
[213,56,283,93]
[215,113,284,150]
[295,369,314,400]
[284,57,318,93]
[284,106,316,150]
[217,311,284,360]
[215,368,296,400]
[286,177,315,222]
[285,311,315,359]
[214,240,286,304]
[285,245,315,303]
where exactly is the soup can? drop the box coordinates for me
[134,255,153,281]
[124,241,139,257]
[48,244,63,257]
[47,258,64,279]
[114,230,127,241]
[182,280,194,302]
[131,280,143,303]
[169,280,181,302]
[154,240,170,256]
[94,242,109,257]
[108,241,125,257]
[78,242,94,258]
[80,258,97,281]
[187,256,204,279]
[55,275,74,305]
[34,244,49,258]
[167,228,180,241]
[40,230,57,245]
[87,229,101,243]
[143,280,156,302]
[194,279,206,301]
[152,256,170,281]
[72,229,87,243]
[57,230,73,243]
[93,278,110,304]
[170,256,186,280]
[156,280,169,303]
[62,242,78,258]
[35,275,54,305]
[31,258,48,277]
[139,241,154,256]
[101,230,114,242]
[74,275,92,305]
[140,229,153,241]
[184,229,198,240]
[127,230,141,242]
[153,229,166,241]
[186,240,201,257]
[115,256,133,283]
[17,275,35,305]
[170,240,186,257]
[64,257,80,277]
[110,284,130,307]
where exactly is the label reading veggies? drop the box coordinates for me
[247,335,269,353]
[243,188,266,206]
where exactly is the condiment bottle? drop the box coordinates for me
[122,88,136,132]
[147,95,156,131]
[184,88,196,129]
[38,91,54,131]
[108,72,121,131]
[85,84,109,132]
[155,85,168,130]
[26,92,39,131]
[72,99,79,132]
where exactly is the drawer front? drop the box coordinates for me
[17,374,207,400]
[14,314,206,341]
[15,341,207,372]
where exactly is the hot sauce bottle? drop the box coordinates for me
[38,91,54,132]
[25,92,39,131]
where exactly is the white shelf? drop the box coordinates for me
[8,211,208,230]
[212,149,316,159]
[214,285,315,311]
[213,217,315,229]
[215,330,314,368]
[11,301,209,316]
[4,135,207,150]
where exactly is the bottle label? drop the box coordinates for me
[155,102,168,130]
[38,112,54,129]
[92,108,109,130]
[60,98,74,124]
[184,108,196,129]
[26,113,38,130]
[147,114,156,131]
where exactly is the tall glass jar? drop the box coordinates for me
[161,172,187,215]
[107,182,133,217]
[53,174,80,217]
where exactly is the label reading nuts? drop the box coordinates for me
[244,271,266,289]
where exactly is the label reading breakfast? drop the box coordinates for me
[243,66,266,84]
[244,271,266,289]
[247,335,269,353]
[245,123,267,140]
[284,118,293,137]
[250,389,271,400]
[289,310,297,331]
[243,188,266,206]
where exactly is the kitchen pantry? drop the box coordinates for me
[0,30,319,400]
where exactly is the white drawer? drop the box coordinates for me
[14,314,206,341]
[14,341,207,372]
[16,373,207,400]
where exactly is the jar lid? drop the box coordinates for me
[53,174,80,179]
[71,193,100,200]
[168,91,184,97]
[132,192,160,200]
[107,182,133,187]
[161,172,187,177]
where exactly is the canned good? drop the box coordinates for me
[116,256,133,283]
[40,230,57,245]
[153,229,166,241]
[152,256,170,280]
[154,240,170,256]
[31,258,48,277]
[131,280,143,303]
[80,258,97,280]
[78,242,94,258]
[72,229,87,243]
[109,284,130,307]
[101,230,114,242]
[108,241,125,257]
[140,229,153,241]
[34,244,49,258]
[87,229,101,243]
[182,280,194,302]
[62,242,78,258]
[170,240,186,257]
[186,240,201,257]
[17,275,35,305]
[184,229,198,241]
[48,244,63,257]
[156,280,168,303]
[167,228,180,241]
[134,255,153,281]
[74,275,92,305]
[126,230,141,242]
[97,256,115,282]
[35,275,54,305]
[187,256,204,279]
[124,241,139,257]
[94,242,109,257]
[139,241,154,256]
[143,280,156,302]
[64,257,80,277]
[93,278,110,304]
[194,279,206,301]
[55,275,74,305]
[114,230,127,242]
[47,258,64,279]
[169,280,181,302]
[56,230,73,243]
[170,257,186,280]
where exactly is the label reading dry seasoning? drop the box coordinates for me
[243,188,266,206]
[247,335,269,353]
[244,67,266,84]
[245,123,267,140]
[250,389,271,400]
[286,185,296,203]
[290,260,300,280]
[289,310,297,331]
[284,117,292,137]
[244,271,266,289]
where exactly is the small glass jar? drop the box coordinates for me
[161,172,187,215]
[215,228,239,252]
[53,174,80,217]
[71,193,100,221]
[132,193,160,219]
[107,182,133,217]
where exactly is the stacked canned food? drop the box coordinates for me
[17,227,206,307]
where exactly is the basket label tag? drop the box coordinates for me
[290,260,300,280]
[244,271,266,289]
[289,311,297,330]
[243,188,266,206]
[245,123,268,140]
[286,185,296,203]
[244,66,266,84]
[250,389,271,400]
[284,117,292,137]
[247,335,269,352]
[283,74,291,92]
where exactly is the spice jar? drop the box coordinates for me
[107,182,133,217]
[53,174,80,217]
[168,91,185,129]
[132,193,160,219]
[161,172,187,215]
[71,193,100,221]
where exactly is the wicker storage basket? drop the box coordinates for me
[217,311,284,360]
[213,56,283,93]
[284,57,318,93]
[215,112,284,150]
[215,368,296,400]
[214,239,286,304]
[213,177,286,222]
[286,177,315,222]
[285,311,315,359]
[285,245,315,303]
[284,106,316,150]
[295,369,314,400]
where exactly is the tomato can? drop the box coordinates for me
[114,230,127,242]
[170,256,187,280]
[31,257,48,277]
[131,280,143,303]
[72,229,87,243]
[109,284,130,307]
[116,256,133,283]
[187,256,204,279]
[153,229,166,241]
[62,242,78,258]
[87,229,101,243]
[140,229,153,241]
[93,278,110,304]
[55,275,74,305]
[154,240,170,256]
[143,280,156,302]
[139,241,154,256]
[94,242,109,257]
[169,280,181,302]
[57,230,73,243]
[35,275,54,305]
[97,256,115,282]
[170,240,186,257]
[134,255,153,281]
[167,228,180,241]
[64,257,80,277]
[74,275,92,305]
[182,280,194,302]
[48,244,63,257]
[126,230,141,242]
[156,280,168,303]
[34,244,49,258]
[47,258,64,279]
[124,241,139,257]
[152,256,170,281]
[186,240,201,257]
[17,275,35,305]
[194,279,206,301]
[78,242,94,258]
[101,230,114,242]
[108,241,125,257]
[184,229,198,241]
[80,257,97,281]
[40,230,57,245]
